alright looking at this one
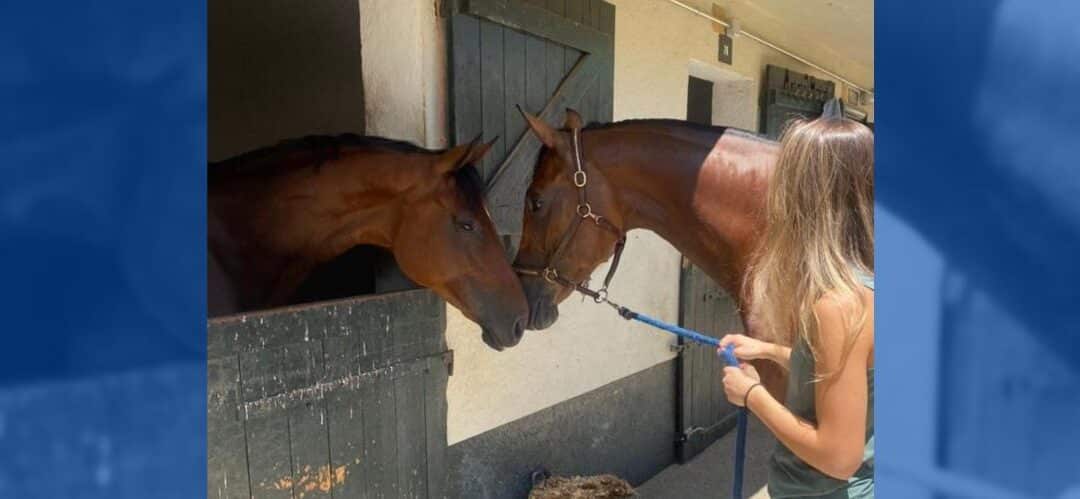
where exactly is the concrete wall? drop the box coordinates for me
[356,0,872,446]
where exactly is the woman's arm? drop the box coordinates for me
[723,291,873,480]
[768,343,792,370]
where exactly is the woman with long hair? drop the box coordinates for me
[720,113,875,498]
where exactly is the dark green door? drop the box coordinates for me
[760,64,835,139]
[676,257,746,462]
[448,0,615,257]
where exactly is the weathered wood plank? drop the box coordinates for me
[326,387,366,498]
[288,399,333,498]
[480,20,507,180]
[240,347,286,404]
[525,33,548,114]
[451,14,483,146]
[599,0,615,35]
[586,0,601,29]
[395,373,428,497]
[599,58,614,122]
[546,40,565,101]
[282,341,324,394]
[361,379,400,497]
[245,411,293,499]
[546,0,568,108]
[566,0,584,25]
[547,0,566,15]
[322,334,360,385]
[424,357,450,499]
[208,356,252,499]
[503,28,528,157]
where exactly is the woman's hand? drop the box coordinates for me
[719,334,774,362]
[722,363,761,407]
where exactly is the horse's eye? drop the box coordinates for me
[458,221,475,232]
[531,197,544,212]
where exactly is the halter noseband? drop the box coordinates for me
[515,126,627,303]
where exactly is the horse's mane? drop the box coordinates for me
[209,133,489,214]
[583,119,775,144]
[208,134,442,182]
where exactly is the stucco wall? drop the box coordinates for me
[357,0,872,446]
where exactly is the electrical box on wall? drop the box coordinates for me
[718,34,733,64]
[711,4,733,65]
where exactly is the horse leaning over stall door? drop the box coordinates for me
[514,109,789,396]
[208,134,530,350]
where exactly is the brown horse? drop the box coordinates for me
[209,134,530,350]
[515,110,786,393]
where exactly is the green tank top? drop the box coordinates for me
[767,270,874,499]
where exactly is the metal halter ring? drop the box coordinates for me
[573,170,588,187]
[543,267,560,283]
[576,203,593,218]
[593,288,609,304]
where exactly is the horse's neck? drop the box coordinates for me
[593,127,775,294]
[208,155,407,308]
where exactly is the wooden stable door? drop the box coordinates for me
[448,0,615,257]
[207,291,451,499]
[760,64,836,140]
[676,259,746,462]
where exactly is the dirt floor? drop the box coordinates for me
[528,474,636,498]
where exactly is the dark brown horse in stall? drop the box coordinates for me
[514,109,787,394]
[209,135,530,350]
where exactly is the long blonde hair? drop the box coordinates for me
[747,116,874,380]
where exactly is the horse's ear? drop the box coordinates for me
[518,106,560,149]
[434,135,496,175]
[463,136,497,166]
[564,108,584,130]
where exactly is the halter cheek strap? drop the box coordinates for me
[515,126,627,303]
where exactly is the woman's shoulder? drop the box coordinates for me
[813,286,874,343]
[814,285,873,318]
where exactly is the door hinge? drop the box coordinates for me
[442,350,455,376]
[669,343,686,354]
[676,426,706,444]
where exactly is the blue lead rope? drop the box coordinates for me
[616,307,748,499]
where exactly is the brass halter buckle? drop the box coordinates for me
[543,267,560,284]
[573,170,588,187]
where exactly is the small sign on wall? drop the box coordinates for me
[718,34,733,64]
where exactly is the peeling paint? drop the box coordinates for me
[260,463,348,497]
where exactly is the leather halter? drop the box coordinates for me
[515,126,627,303]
